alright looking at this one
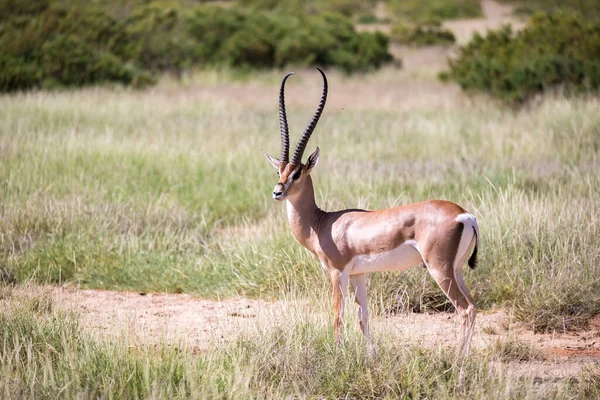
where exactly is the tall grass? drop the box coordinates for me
[1,72,599,331]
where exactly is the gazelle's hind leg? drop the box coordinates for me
[421,221,478,356]
[453,240,478,355]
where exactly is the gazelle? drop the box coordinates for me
[263,68,479,355]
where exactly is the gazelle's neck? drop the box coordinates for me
[285,175,324,249]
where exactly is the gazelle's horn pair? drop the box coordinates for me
[278,68,328,165]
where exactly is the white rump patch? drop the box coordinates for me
[455,213,477,227]
[454,213,479,266]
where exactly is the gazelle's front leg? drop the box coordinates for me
[331,269,349,344]
[350,274,370,341]
[351,274,377,356]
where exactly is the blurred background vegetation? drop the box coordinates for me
[2,3,600,397]
[0,0,598,103]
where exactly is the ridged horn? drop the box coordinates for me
[291,68,327,165]
[279,72,294,164]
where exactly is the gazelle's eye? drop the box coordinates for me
[292,170,301,180]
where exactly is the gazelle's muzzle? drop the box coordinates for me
[272,183,285,201]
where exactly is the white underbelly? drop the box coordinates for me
[350,243,423,275]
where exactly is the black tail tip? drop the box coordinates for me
[468,243,478,269]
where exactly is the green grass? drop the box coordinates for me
[2,285,599,398]
[387,0,482,22]
[1,72,600,333]
[497,0,600,20]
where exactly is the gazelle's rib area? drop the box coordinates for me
[349,243,422,275]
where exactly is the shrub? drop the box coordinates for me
[443,12,600,103]
[0,0,50,21]
[238,0,378,19]
[0,0,394,91]
[0,4,152,91]
[391,20,456,47]
[186,7,393,72]
[388,0,482,22]
[310,12,393,72]
[357,13,378,24]
[40,35,136,89]
[275,24,329,67]
[119,4,199,76]
[497,0,600,21]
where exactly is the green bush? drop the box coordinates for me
[238,0,378,19]
[497,0,600,21]
[0,0,393,91]
[357,13,378,24]
[388,0,482,22]
[40,35,135,89]
[187,7,393,72]
[443,12,600,103]
[0,4,152,91]
[119,4,199,76]
[391,20,456,46]
[309,12,392,71]
[0,0,50,21]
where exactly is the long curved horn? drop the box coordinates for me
[279,72,294,164]
[291,68,327,165]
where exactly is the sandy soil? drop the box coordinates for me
[54,287,600,382]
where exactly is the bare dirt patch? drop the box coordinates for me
[55,287,600,382]
[54,287,287,351]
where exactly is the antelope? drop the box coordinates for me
[263,68,479,355]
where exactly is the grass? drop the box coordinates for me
[490,337,545,362]
[387,0,482,22]
[1,71,600,333]
[2,284,599,398]
[497,0,600,20]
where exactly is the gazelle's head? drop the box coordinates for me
[263,68,327,202]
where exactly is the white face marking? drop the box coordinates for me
[350,243,423,275]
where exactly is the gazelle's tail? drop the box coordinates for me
[467,219,479,269]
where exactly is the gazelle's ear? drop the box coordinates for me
[262,151,281,169]
[306,147,320,174]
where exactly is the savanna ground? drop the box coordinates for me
[2,1,600,398]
